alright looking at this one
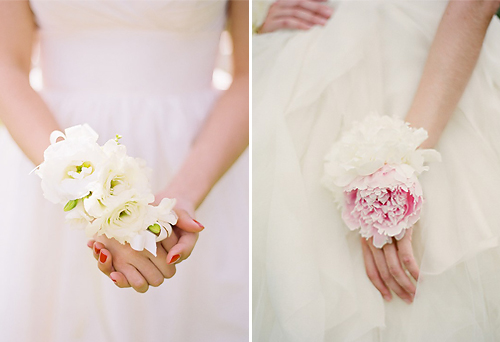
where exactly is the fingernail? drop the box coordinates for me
[404,298,412,304]
[193,219,204,230]
[99,252,107,263]
[318,18,328,25]
[111,277,117,283]
[383,295,392,302]
[94,245,101,255]
[169,254,180,264]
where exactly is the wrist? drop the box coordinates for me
[405,110,442,149]
[155,188,196,215]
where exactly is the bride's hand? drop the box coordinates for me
[258,0,333,34]
[88,233,177,293]
[361,228,420,304]
[88,197,202,291]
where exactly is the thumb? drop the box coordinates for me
[174,208,204,233]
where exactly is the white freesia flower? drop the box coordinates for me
[130,198,178,256]
[322,114,441,202]
[154,197,178,229]
[84,140,154,218]
[36,124,106,204]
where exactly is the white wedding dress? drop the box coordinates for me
[0,1,248,341]
[253,1,500,341]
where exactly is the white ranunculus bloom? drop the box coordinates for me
[84,140,154,218]
[89,196,157,244]
[64,199,93,230]
[36,124,107,204]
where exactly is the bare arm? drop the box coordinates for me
[364,0,500,304]
[405,0,500,148]
[158,0,249,210]
[0,1,60,165]
[90,0,250,290]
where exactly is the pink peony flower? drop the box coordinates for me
[341,164,423,248]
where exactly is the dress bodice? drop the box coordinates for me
[29,0,227,95]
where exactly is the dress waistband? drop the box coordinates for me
[37,29,221,95]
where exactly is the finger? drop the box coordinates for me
[259,19,311,34]
[97,249,115,277]
[120,264,149,293]
[297,1,334,17]
[148,244,177,279]
[274,17,314,31]
[92,241,105,261]
[397,228,420,281]
[87,240,95,249]
[383,242,416,295]
[110,271,131,288]
[127,255,165,288]
[165,229,199,265]
[368,240,413,304]
[361,238,392,301]
[276,0,333,18]
[159,229,179,253]
[273,8,329,26]
[175,208,204,233]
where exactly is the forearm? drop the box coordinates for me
[0,65,60,165]
[163,75,249,208]
[405,0,500,148]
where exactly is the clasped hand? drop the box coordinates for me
[87,198,204,293]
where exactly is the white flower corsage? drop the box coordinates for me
[35,124,177,256]
[322,114,441,248]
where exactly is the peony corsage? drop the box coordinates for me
[322,114,441,248]
[35,124,177,256]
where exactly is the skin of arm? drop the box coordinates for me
[405,0,500,148]
[364,0,500,303]
[0,1,61,165]
[92,0,249,290]
[159,0,249,210]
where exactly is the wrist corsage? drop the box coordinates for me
[35,124,176,256]
[322,114,441,248]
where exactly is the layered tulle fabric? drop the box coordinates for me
[253,1,500,341]
[0,1,248,341]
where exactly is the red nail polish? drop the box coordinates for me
[193,219,204,230]
[111,277,117,283]
[94,246,101,255]
[169,254,180,264]
[99,252,107,263]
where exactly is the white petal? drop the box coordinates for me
[130,233,146,252]
[143,233,158,256]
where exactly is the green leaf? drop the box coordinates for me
[64,199,78,212]
[148,223,161,235]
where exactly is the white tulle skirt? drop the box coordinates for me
[253,2,500,341]
[0,88,249,341]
